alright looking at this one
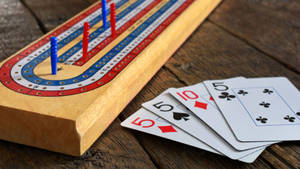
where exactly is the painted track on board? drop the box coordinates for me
[0,0,194,96]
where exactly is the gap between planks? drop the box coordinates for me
[207,20,300,75]
[19,0,48,33]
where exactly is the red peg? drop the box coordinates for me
[82,22,90,60]
[110,3,116,37]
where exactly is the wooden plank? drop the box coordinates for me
[86,0,99,4]
[164,22,300,87]
[162,21,300,168]
[260,150,292,169]
[268,145,300,168]
[208,0,300,73]
[280,143,300,161]
[0,0,157,168]
[0,0,42,60]
[22,0,91,32]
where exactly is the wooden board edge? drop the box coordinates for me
[0,0,221,156]
[0,105,81,155]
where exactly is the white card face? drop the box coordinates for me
[121,108,220,155]
[204,77,300,141]
[121,108,264,163]
[142,91,266,160]
[169,83,275,150]
[239,148,265,163]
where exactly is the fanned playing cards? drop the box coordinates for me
[121,77,300,163]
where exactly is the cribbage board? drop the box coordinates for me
[0,0,221,155]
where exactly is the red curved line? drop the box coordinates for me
[0,0,110,93]
[74,0,161,66]
[28,0,193,97]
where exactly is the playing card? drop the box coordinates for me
[169,83,275,150]
[121,108,220,155]
[142,90,266,160]
[204,77,300,141]
[121,107,265,163]
[239,148,265,163]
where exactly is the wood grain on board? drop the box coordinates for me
[0,0,156,168]
[0,0,221,156]
[0,0,299,168]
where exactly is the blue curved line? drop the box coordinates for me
[20,0,129,84]
[57,0,145,63]
[21,0,177,87]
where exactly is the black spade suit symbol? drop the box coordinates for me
[173,112,190,121]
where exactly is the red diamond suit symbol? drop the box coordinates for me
[194,101,208,110]
[158,125,177,133]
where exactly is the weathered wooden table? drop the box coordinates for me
[0,0,299,168]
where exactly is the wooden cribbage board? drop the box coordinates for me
[0,0,221,155]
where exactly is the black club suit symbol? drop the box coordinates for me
[284,115,295,122]
[259,101,270,108]
[297,112,300,116]
[263,89,273,94]
[256,116,268,124]
[218,92,236,101]
[238,90,248,96]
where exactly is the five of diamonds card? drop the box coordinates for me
[121,77,300,163]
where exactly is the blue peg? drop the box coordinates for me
[50,37,58,75]
[101,0,107,29]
